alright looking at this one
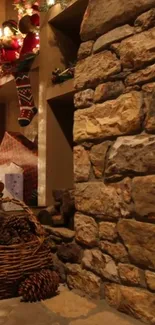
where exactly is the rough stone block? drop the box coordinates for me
[74,212,98,247]
[124,86,141,93]
[74,89,94,109]
[117,219,155,269]
[108,70,130,81]
[125,64,155,86]
[74,51,121,90]
[75,180,131,219]
[57,243,83,264]
[67,263,101,297]
[104,283,155,324]
[142,82,155,93]
[80,0,155,41]
[89,141,112,178]
[132,175,155,217]
[77,41,94,60]
[74,91,143,142]
[118,27,155,69]
[82,249,119,282]
[118,263,145,287]
[94,81,125,103]
[135,8,155,32]
[143,87,155,133]
[93,25,134,53]
[99,222,117,241]
[145,270,155,291]
[100,241,129,263]
[44,226,75,241]
[105,134,155,180]
[74,146,91,182]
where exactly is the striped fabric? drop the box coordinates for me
[14,72,35,110]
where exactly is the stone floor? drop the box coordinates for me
[0,286,143,325]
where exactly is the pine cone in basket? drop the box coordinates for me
[21,234,36,242]
[0,229,11,245]
[4,215,31,232]
[1,214,41,245]
[0,203,45,245]
[18,269,60,302]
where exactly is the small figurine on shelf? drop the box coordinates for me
[14,10,40,127]
[51,65,74,85]
[0,20,20,64]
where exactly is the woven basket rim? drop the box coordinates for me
[0,238,44,249]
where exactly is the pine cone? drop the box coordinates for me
[18,269,60,302]
[4,216,31,233]
[9,237,21,245]
[0,229,11,245]
[0,211,44,245]
[21,234,36,242]
[1,214,40,245]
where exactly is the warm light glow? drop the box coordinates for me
[18,37,23,47]
[4,26,13,37]
[47,0,55,5]
[0,29,2,38]
[26,8,33,15]
[19,9,23,14]
[35,33,39,40]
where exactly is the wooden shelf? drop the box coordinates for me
[48,0,88,36]
[0,76,16,101]
[0,75,14,87]
[46,78,75,102]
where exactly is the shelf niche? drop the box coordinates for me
[38,0,88,206]
[47,94,74,191]
[48,0,89,65]
[49,0,88,44]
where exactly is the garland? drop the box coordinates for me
[13,0,38,15]
[40,1,69,12]
[13,0,70,15]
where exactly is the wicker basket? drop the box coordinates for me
[0,197,52,300]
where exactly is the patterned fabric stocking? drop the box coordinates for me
[14,72,38,127]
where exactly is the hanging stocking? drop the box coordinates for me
[15,12,40,127]
[14,72,37,127]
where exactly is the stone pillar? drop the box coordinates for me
[68,0,155,323]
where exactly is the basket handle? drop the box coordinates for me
[0,197,33,215]
[0,196,45,238]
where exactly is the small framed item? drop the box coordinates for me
[0,162,24,211]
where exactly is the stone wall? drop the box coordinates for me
[70,0,155,323]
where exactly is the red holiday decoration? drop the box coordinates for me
[0,10,40,127]
[19,14,40,58]
[0,20,20,64]
[15,13,39,126]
